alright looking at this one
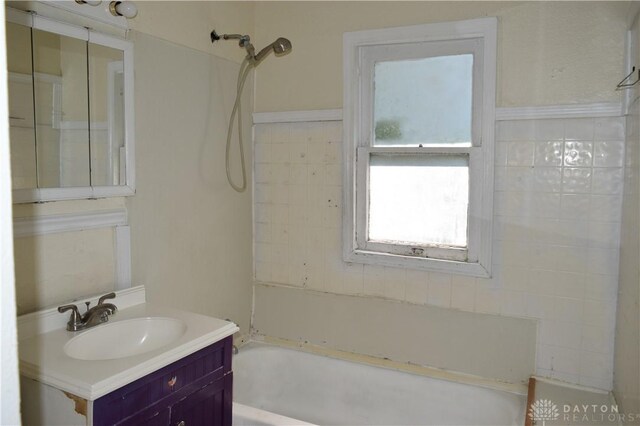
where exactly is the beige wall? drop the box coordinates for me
[253,284,537,384]
[13,228,117,315]
[126,3,256,335]
[613,14,640,418]
[130,1,254,64]
[12,198,123,314]
[127,31,254,334]
[253,1,631,112]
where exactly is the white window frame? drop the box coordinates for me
[342,18,497,277]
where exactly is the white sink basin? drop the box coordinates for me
[64,317,187,361]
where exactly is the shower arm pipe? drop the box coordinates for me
[221,33,245,40]
[211,31,256,63]
[211,30,250,46]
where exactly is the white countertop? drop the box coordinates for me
[19,301,238,400]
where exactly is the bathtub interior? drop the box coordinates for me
[233,343,526,426]
[233,403,316,426]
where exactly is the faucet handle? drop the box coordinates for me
[58,304,79,315]
[58,304,81,325]
[98,292,116,305]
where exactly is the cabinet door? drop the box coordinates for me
[117,407,170,426]
[94,336,232,426]
[169,374,232,426]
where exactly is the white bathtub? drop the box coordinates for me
[233,343,526,426]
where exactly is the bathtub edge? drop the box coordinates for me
[247,335,529,396]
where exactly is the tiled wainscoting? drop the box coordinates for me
[253,114,624,390]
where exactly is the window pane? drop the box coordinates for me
[368,154,469,247]
[373,54,473,146]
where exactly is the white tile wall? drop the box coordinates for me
[253,116,624,390]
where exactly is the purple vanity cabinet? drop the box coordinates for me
[169,374,232,425]
[93,336,233,426]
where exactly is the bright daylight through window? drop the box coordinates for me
[343,18,497,276]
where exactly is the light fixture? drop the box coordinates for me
[75,0,102,5]
[109,1,138,18]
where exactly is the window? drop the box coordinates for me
[343,18,497,277]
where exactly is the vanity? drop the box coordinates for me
[18,286,238,426]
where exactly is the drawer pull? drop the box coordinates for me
[177,421,185,426]
[168,376,178,389]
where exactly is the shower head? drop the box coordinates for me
[211,30,292,65]
[254,37,292,63]
[274,38,293,55]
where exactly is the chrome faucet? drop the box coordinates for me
[58,292,118,332]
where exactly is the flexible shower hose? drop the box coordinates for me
[225,57,253,192]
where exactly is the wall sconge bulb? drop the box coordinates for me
[75,0,102,5]
[109,1,138,18]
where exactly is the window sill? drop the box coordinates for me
[344,248,491,278]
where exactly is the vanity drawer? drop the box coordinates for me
[94,336,232,426]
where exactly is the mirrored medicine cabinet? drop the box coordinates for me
[6,8,135,203]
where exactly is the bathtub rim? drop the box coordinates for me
[232,402,316,426]
[238,336,528,396]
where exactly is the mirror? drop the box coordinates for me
[6,10,134,202]
[33,28,89,188]
[89,43,125,187]
[6,21,37,190]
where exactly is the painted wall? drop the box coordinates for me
[253,284,537,384]
[130,1,254,64]
[613,14,640,417]
[127,31,255,335]
[252,115,624,390]
[6,0,255,64]
[253,1,630,112]
[12,199,122,315]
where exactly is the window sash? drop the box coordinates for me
[359,38,484,150]
[355,147,481,263]
[343,17,497,277]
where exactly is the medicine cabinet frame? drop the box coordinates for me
[7,7,135,203]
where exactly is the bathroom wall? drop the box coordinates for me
[12,199,123,315]
[130,1,254,64]
[253,284,537,383]
[253,1,630,112]
[9,1,256,334]
[126,2,256,334]
[249,0,634,391]
[6,0,255,64]
[13,227,116,314]
[613,13,640,416]
[127,31,255,334]
[252,115,625,390]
